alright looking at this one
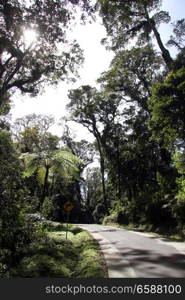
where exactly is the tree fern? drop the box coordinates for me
[20,147,84,209]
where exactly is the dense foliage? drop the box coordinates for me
[0,0,92,107]
[0,0,91,277]
[66,1,185,233]
[1,0,185,278]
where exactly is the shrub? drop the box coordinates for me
[103,213,118,225]
[93,203,107,223]
[16,254,71,277]
[41,197,55,220]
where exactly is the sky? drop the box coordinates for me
[11,0,185,141]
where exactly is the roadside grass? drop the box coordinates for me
[103,221,185,242]
[71,231,107,278]
[10,221,108,278]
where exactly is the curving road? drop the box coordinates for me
[77,224,185,278]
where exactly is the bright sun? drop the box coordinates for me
[23,28,38,47]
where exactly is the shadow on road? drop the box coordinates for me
[108,247,185,277]
[77,224,185,277]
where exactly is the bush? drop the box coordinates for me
[117,211,129,225]
[103,213,118,225]
[0,130,35,275]
[10,227,77,277]
[16,254,71,277]
[8,222,107,278]
[93,203,107,223]
[41,197,55,220]
[103,201,129,226]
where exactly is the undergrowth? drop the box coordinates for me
[9,221,107,278]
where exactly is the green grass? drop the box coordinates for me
[10,221,108,278]
[71,231,107,278]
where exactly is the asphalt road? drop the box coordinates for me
[77,224,185,278]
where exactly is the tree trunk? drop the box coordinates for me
[39,165,49,210]
[116,141,122,201]
[49,173,55,197]
[94,129,109,214]
[151,22,173,70]
[100,155,108,213]
[144,7,173,70]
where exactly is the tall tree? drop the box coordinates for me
[67,86,122,213]
[98,45,163,111]
[148,52,185,149]
[0,0,92,107]
[83,166,104,221]
[62,124,95,171]
[96,0,173,69]
[167,19,185,51]
[12,113,57,153]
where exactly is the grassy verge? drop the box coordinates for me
[103,221,185,242]
[10,221,108,278]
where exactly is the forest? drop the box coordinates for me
[0,0,185,277]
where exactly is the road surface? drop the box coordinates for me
[77,224,185,278]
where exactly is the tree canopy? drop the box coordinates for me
[95,0,173,69]
[148,63,185,149]
[0,0,92,107]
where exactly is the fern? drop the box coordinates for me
[20,148,84,185]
